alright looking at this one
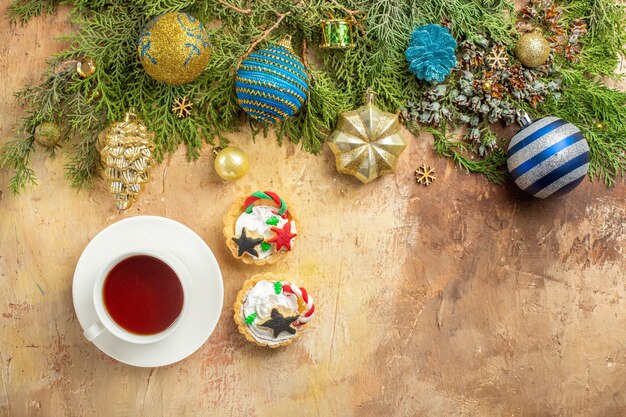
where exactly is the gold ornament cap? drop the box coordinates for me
[276,35,296,53]
[364,87,377,105]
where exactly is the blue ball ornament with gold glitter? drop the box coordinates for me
[507,116,590,198]
[235,37,309,124]
[138,12,211,85]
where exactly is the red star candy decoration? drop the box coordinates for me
[267,221,297,251]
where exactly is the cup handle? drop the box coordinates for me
[84,322,105,341]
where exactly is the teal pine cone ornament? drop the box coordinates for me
[405,24,457,83]
[235,38,309,124]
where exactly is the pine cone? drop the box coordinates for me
[100,111,155,210]
[405,24,457,83]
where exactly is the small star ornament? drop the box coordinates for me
[258,308,300,338]
[171,96,193,118]
[415,164,436,186]
[486,46,509,70]
[232,228,264,257]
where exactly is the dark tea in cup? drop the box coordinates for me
[103,255,184,335]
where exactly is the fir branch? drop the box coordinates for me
[3,0,626,194]
[8,0,61,23]
[0,137,37,194]
[563,0,626,76]
[427,127,507,185]
[538,69,626,186]
[65,130,100,189]
[234,11,290,72]
[217,0,251,15]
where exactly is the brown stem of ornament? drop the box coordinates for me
[301,38,309,71]
[233,12,290,74]
[217,0,252,14]
[328,0,359,17]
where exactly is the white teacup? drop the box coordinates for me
[84,249,190,344]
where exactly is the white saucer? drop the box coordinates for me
[72,216,223,367]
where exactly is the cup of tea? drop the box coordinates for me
[84,249,191,344]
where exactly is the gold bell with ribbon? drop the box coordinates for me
[320,12,364,49]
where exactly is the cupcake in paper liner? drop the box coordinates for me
[233,273,315,348]
[223,191,299,265]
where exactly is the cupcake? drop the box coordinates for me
[223,191,298,265]
[234,273,314,348]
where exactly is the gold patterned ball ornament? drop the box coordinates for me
[214,147,249,181]
[100,110,155,210]
[33,122,62,147]
[515,30,551,68]
[328,88,407,183]
[138,12,211,85]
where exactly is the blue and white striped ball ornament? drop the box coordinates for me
[235,40,309,124]
[507,117,590,199]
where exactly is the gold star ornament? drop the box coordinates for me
[486,46,509,70]
[328,88,407,183]
[415,164,436,186]
[172,96,193,118]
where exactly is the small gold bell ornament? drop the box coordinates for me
[100,110,155,210]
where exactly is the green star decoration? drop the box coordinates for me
[258,308,300,338]
[266,216,280,226]
[274,281,282,295]
[245,313,257,324]
[260,241,271,251]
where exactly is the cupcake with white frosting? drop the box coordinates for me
[223,191,298,265]
[234,273,314,348]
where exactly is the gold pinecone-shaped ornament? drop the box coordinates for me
[100,110,155,210]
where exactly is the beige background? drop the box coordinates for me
[1,2,626,416]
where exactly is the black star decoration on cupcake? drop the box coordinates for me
[232,228,264,257]
[258,308,300,338]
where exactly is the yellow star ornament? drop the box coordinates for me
[328,89,407,183]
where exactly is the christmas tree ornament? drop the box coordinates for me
[33,122,61,147]
[76,58,96,78]
[328,88,407,183]
[138,12,211,85]
[234,273,315,348]
[171,96,193,118]
[223,191,299,265]
[486,46,508,70]
[415,164,436,186]
[405,24,457,83]
[320,12,364,49]
[507,115,590,198]
[515,30,551,68]
[214,146,249,180]
[100,110,155,210]
[235,36,309,124]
